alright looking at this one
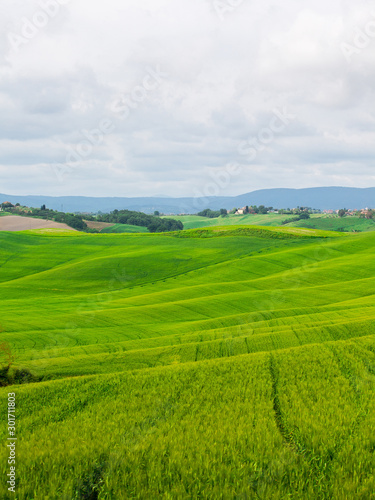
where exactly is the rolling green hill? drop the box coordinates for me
[0,226,374,498]
[100,223,149,233]
[163,213,297,229]
[286,215,375,232]
[166,213,375,233]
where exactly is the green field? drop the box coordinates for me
[100,223,149,233]
[287,215,375,233]
[0,226,374,498]
[166,213,375,233]
[163,213,297,229]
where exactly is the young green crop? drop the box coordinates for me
[0,226,374,498]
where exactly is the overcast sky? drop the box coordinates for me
[0,0,374,197]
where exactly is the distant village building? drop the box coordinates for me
[361,209,371,217]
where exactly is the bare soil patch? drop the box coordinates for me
[84,220,115,230]
[0,215,76,232]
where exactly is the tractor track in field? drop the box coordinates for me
[194,345,200,362]
[269,355,296,449]
[269,354,337,499]
[245,337,251,354]
[352,338,375,371]
[0,254,16,269]
[324,344,364,403]
[324,344,370,440]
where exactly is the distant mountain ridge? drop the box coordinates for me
[1,187,374,214]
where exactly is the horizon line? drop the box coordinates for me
[1,186,375,199]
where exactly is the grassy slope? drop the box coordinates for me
[287,215,375,232]
[100,223,149,233]
[168,213,375,233]
[164,213,297,229]
[0,227,374,498]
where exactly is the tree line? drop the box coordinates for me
[95,209,183,232]
[197,209,228,218]
[1,203,184,233]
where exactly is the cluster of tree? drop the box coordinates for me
[278,207,315,215]
[0,341,39,386]
[0,365,39,386]
[97,209,183,232]
[52,212,87,231]
[338,208,374,219]
[197,209,227,218]
[245,205,272,214]
[228,205,275,214]
[1,202,19,210]
[282,212,310,225]
[28,206,87,231]
[227,205,272,214]
[226,206,315,215]
[1,203,87,231]
[362,209,375,220]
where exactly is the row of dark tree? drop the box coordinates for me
[2,203,184,233]
[96,209,183,232]
[281,212,310,225]
[197,209,228,218]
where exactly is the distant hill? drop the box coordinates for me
[1,187,374,214]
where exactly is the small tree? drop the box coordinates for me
[299,212,310,219]
[1,202,14,210]
[338,209,346,218]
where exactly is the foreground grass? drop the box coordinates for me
[0,339,374,499]
[0,226,374,498]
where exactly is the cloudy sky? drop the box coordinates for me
[0,0,374,197]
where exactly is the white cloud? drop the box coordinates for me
[0,0,374,197]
